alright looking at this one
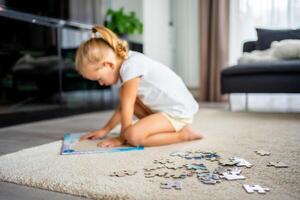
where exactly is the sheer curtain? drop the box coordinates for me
[230,0,300,64]
[229,0,300,112]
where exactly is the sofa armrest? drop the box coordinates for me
[243,41,257,53]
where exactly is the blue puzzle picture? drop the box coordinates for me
[61,132,144,155]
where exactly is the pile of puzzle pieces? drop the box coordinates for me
[109,149,288,194]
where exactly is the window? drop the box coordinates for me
[229,0,300,64]
[228,0,300,112]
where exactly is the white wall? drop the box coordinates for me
[172,0,199,88]
[143,0,172,68]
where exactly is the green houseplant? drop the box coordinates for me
[105,7,143,37]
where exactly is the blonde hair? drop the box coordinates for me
[75,26,129,72]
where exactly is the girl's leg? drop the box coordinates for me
[124,112,202,147]
[133,97,153,119]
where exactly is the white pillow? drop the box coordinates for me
[238,49,278,64]
[272,39,300,59]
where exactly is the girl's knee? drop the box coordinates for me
[124,126,144,146]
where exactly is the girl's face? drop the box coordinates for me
[81,61,119,86]
[80,51,122,86]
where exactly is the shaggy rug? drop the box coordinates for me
[0,109,299,200]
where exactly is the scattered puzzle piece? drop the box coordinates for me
[155,170,168,177]
[160,180,183,190]
[169,151,187,158]
[267,161,288,168]
[255,150,271,156]
[204,152,220,161]
[218,158,239,166]
[164,162,184,170]
[198,173,221,184]
[171,170,190,179]
[195,169,210,174]
[243,184,270,194]
[193,153,204,160]
[144,168,190,179]
[185,163,207,170]
[110,170,137,177]
[154,158,174,164]
[232,157,253,168]
[170,150,219,161]
[140,149,276,190]
[144,171,156,178]
[144,164,164,171]
[213,166,232,175]
[220,168,246,180]
[144,170,167,178]
[184,154,194,159]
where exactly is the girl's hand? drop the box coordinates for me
[97,137,125,148]
[79,128,108,141]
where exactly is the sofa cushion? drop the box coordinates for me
[256,28,300,50]
[222,60,300,76]
[272,39,300,59]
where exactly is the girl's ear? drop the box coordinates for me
[102,61,114,69]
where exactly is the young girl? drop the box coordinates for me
[77,26,203,147]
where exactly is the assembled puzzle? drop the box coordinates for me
[61,132,144,155]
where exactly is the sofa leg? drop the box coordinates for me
[245,93,248,111]
[228,94,232,111]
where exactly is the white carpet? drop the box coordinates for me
[0,109,299,200]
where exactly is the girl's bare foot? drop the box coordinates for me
[179,126,203,141]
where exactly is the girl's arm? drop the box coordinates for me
[103,105,121,132]
[79,106,121,141]
[119,77,140,140]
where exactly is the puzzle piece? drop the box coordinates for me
[195,169,210,174]
[192,153,204,160]
[220,168,246,180]
[110,170,137,177]
[185,163,207,171]
[155,170,168,177]
[171,170,190,179]
[218,158,239,166]
[243,184,270,194]
[184,154,194,159]
[160,180,182,190]
[170,150,219,161]
[204,152,220,161]
[144,170,167,178]
[153,158,174,164]
[267,161,288,168]
[169,151,187,158]
[144,168,190,179]
[164,162,184,170]
[144,171,156,178]
[206,157,220,162]
[255,150,271,156]
[144,164,164,171]
[198,173,221,184]
[232,157,253,168]
[213,166,232,175]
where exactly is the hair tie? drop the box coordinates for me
[91,31,102,38]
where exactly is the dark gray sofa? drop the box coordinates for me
[221,28,300,110]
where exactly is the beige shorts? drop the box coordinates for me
[161,112,193,132]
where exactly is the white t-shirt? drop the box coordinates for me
[119,51,199,119]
